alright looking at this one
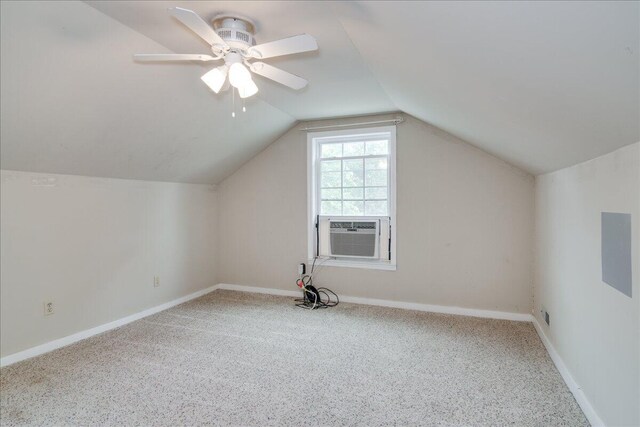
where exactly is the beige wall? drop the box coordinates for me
[218,114,535,313]
[0,170,218,357]
[534,142,640,426]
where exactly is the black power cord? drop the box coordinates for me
[295,257,339,310]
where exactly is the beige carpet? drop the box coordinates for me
[0,290,588,426]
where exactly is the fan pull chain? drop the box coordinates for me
[242,98,246,113]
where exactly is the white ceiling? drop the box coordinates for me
[1,1,638,183]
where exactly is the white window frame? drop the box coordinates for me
[307,125,397,271]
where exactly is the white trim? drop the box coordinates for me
[216,283,301,297]
[307,125,397,269]
[216,283,530,321]
[0,285,218,368]
[531,317,605,427]
[307,132,316,263]
[307,258,397,271]
[300,117,404,132]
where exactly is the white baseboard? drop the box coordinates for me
[216,283,301,298]
[215,283,531,321]
[531,317,604,427]
[0,285,218,368]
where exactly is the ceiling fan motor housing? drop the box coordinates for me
[213,16,256,50]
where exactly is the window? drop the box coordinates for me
[318,138,390,216]
[307,126,396,270]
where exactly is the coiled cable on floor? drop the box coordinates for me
[294,257,339,310]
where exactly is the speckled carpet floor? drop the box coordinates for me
[1,289,588,426]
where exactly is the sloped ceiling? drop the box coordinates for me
[1,1,638,183]
[334,1,639,174]
[0,1,296,184]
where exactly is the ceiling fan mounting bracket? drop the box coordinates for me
[211,14,256,34]
[211,14,257,50]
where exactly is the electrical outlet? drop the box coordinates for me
[44,301,54,316]
[154,276,160,287]
[540,305,550,326]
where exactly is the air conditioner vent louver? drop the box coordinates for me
[330,221,377,230]
[330,222,354,229]
[354,222,376,229]
[328,220,379,258]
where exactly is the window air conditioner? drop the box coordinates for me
[328,220,379,259]
[317,217,392,260]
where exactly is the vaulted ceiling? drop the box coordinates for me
[1,1,638,183]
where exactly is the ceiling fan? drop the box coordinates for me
[134,7,318,99]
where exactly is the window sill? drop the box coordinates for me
[309,258,397,271]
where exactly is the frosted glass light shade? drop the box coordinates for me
[238,79,258,98]
[228,63,252,89]
[201,66,227,93]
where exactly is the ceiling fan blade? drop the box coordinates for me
[133,54,219,62]
[168,7,229,50]
[249,62,308,90]
[246,34,317,59]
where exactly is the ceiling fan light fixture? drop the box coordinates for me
[228,62,252,89]
[201,66,227,93]
[238,79,259,99]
